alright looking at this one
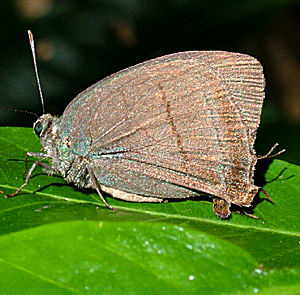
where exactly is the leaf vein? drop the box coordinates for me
[0,258,82,294]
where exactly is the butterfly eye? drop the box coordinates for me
[34,121,43,137]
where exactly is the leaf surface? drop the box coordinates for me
[0,127,299,294]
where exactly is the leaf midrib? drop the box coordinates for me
[1,184,299,238]
[0,258,81,295]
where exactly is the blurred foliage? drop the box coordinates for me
[0,0,300,164]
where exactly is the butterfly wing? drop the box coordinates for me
[62,51,265,206]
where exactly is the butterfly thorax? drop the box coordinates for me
[34,114,93,189]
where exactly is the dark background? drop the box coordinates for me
[1,0,299,164]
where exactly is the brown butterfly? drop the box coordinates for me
[6,31,284,219]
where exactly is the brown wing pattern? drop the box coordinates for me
[199,51,265,144]
[66,51,265,205]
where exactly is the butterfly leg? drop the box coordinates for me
[235,210,260,219]
[213,198,231,219]
[5,160,52,198]
[23,152,49,177]
[87,168,118,211]
[260,187,274,203]
[257,143,285,160]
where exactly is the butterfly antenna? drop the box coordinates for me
[28,30,45,114]
[0,106,39,118]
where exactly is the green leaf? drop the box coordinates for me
[0,127,299,295]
